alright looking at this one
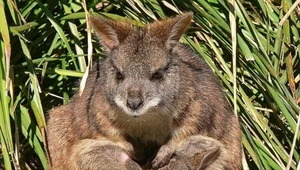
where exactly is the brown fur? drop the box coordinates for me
[47,13,242,170]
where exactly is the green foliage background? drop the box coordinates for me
[0,0,299,169]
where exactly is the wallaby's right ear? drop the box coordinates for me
[89,14,133,50]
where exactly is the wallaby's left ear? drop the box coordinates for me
[167,12,193,42]
[147,12,193,45]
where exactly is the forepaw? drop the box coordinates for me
[75,144,141,170]
[151,145,174,169]
[157,158,189,170]
[99,145,142,170]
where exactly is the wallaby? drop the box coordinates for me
[46,12,242,170]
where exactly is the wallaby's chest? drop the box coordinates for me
[125,134,161,167]
[117,112,172,145]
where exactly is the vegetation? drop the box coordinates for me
[0,0,299,169]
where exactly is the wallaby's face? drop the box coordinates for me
[90,13,192,117]
[108,35,180,117]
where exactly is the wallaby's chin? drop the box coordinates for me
[114,96,161,117]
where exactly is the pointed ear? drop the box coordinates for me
[89,14,133,50]
[147,12,193,45]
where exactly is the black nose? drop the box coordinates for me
[127,98,143,110]
[127,87,143,110]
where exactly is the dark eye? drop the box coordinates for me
[116,71,124,80]
[151,70,164,80]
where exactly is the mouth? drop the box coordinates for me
[114,96,161,117]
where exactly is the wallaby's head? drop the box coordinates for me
[90,13,192,118]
